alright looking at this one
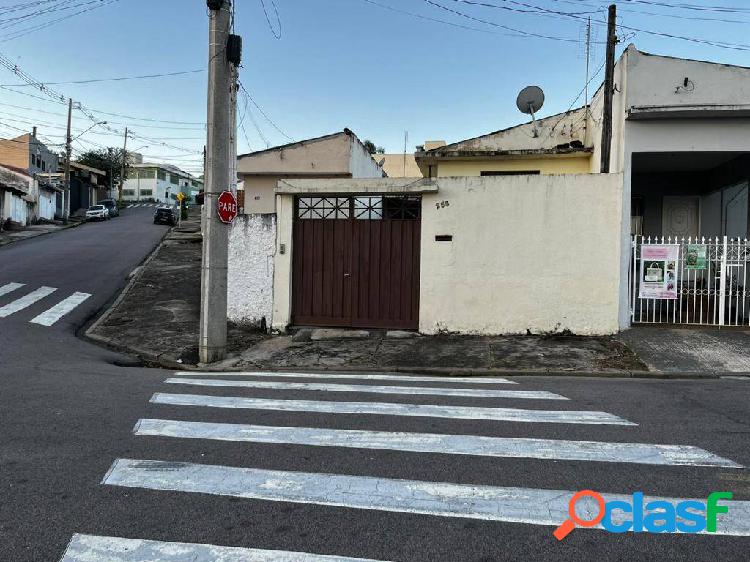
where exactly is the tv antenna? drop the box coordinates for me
[516,85,545,138]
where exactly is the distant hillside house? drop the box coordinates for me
[121,163,203,204]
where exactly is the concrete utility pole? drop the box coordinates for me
[118,127,128,205]
[199,0,234,363]
[63,98,73,223]
[600,4,617,173]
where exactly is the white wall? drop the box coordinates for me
[227,213,276,325]
[8,192,27,225]
[418,175,624,335]
[349,136,386,178]
[38,189,56,220]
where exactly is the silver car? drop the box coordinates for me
[85,205,109,221]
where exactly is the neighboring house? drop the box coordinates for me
[68,162,106,214]
[371,152,423,178]
[121,163,202,204]
[415,109,592,177]
[0,165,33,228]
[236,128,385,214]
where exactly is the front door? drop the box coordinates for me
[292,195,421,329]
[662,196,699,238]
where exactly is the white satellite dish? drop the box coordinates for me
[516,85,545,137]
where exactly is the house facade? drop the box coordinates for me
[121,163,202,204]
[236,129,384,214]
[415,107,592,177]
[0,165,33,228]
[0,130,59,177]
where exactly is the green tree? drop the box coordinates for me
[363,140,386,155]
[77,148,131,189]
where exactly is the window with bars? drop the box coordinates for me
[297,196,421,220]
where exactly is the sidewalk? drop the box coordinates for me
[85,214,265,366]
[0,219,83,247]
[85,216,750,377]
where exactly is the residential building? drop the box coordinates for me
[415,108,592,177]
[0,165,33,228]
[236,128,385,214]
[121,163,202,204]
[0,129,59,176]
[371,152,423,178]
[227,45,750,335]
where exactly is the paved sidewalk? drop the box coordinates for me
[0,220,82,246]
[85,214,649,373]
[617,326,750,373]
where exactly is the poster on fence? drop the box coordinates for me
[639,244,679,299]
[686,244,708,270]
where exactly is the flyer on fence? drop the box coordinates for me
[639,244,679,299]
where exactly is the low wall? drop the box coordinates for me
[227,213,276,326]
[419,174,624,335]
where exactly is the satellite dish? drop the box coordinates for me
[516,85,545,114]
[516,85,545,137]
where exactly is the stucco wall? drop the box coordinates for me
[38,189,56,220]
[436,155,591,176]
[419,174,624,335]
[227,213,276,325]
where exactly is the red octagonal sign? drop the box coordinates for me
[217,190,238,224]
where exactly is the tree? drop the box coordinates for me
[77,148,131,188]
[363,140,386,155]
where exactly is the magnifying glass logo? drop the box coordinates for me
[553,490,606,541]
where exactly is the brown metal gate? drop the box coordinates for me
[292,195,421,329]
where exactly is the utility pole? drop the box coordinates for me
[107,147,114,198]
[118,127,128,205]
[200,0,235,363]
[600,4,617,173]
[63,98,73,223]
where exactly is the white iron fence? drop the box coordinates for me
[630,236,750,326]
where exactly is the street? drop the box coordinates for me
[1,211,749,561]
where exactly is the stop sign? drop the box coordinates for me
[217,190,238,224]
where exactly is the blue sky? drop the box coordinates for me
[2,0,750,172]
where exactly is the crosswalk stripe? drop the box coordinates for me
[30,292,91,326]
[164,378,567,400]
[0,282,24,298]
[102,459,750,536]
[0,286,56,318]
[174,371,517,385]
[127,204,134,208]
[134,419,741,468]
[151,393,636,425]
[61,534,388,562]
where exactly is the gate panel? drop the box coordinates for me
[630,236,750,327]
[293,195,420,330]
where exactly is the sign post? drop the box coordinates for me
[217,190,238,224]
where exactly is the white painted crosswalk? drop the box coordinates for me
[61,534,388,562]
[0,283,91,326]
[151,392,636,425]
[134,418,742,468]
[103,459,750,536]
[164,377,566,400]
[61,369,747,559]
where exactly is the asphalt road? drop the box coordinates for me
[1,210,750,561]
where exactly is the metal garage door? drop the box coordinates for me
[292,195,421,329]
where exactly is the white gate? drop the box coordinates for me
[630,236,750,326]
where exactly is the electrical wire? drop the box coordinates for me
[0,68,205,87]
[259,0,281,39]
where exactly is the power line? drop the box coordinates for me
[0,68,205,87]
[259,0,281,39]
[238,80,293,142]
[0,0,121,42]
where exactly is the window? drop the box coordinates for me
[157,169,167,181]
[170,174,179,185]
[128,169,139,179]
[42,161,46,171]
[480,170,541,176]
[139,189,153,196]
[297,197,350,219]
[139,169,155,179]
[122,189,136,196]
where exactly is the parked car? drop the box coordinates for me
[153,206,177,226]
[85,205,109,222]
[99,198,119,217]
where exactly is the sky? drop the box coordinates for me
[2,0,750,174]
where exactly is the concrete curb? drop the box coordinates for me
[175,363,749,380]
[0,220,83,247]
[83,226,187,370]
